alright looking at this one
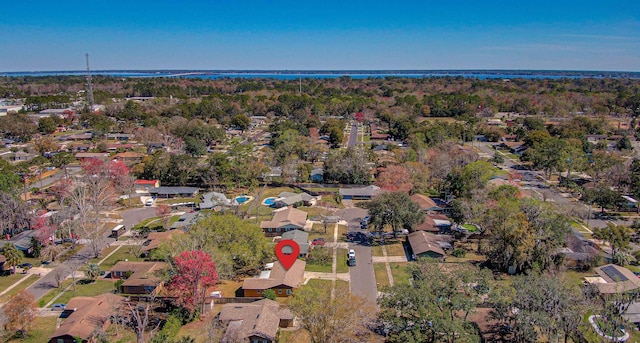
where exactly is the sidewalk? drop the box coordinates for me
[0,266,52,298]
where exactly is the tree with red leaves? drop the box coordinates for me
[375,165,413,193]
[81,157,105,176]
[168,250,218,313]
[32,214,56,246]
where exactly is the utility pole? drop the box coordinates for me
[85,53,94,109]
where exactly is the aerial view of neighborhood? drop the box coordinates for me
[1,1,640,343]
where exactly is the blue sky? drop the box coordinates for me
[1,1,639,71]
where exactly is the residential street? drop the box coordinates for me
[25,207,157,300]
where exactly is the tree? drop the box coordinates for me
[288,282,376,343]
[367,191,423,235]
[490,273,589,343]
[1,290,37,337]
[262,289,276,300]
[50,152,75,177]
[1,243,22,274]
[374,165,413,193]
[155,205,172,231]
[323,145,372,184]
[377,259,490,343]
[0,191,31,237]
[158,213,270,278]
[167,250,219,314]
[593,222,631,264]
[68,175,115,258]
[231,113,250,131]
[86,262,101,281]
[128,294,161,343]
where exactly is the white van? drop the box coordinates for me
[145,199,154,206]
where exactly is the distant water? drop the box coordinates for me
[1,70,638,80]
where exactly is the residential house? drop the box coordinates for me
[260,207,308,237]
[74,152,109,161]
[0,230,37,255]
[414,214,453,234]
[272,191,317,208]
[107,133,133,141]
[311,167,324,182]
[134,179,160,192]
[585,264,640,295]
[0,105,22,115]
[218,299,294,343]
[112,151,145,164]
[170,212,200,230]
[410,194,451,214]
[140,230,185,257]
[199,191,231,210]
[339,185,380,200]
[280,230,310,258]
[149,186,199,198]
[48,293,124,343]
[108,261,167,294]
[105,143,134,152]
[2,151,37,163]
[499,141,527,155]
[242,260,306,297]
[407,231,446,260]
[622,195,638,209]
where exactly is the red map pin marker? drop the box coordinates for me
[275,239,300,271]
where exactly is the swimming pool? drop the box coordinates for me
[235,196,250,204]
[264,197,276,206]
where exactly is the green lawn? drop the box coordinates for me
[38,279,74,307]
[462,223,479,232]
[97,245,142,268]
[305,259,332,273]
[374,263,390,289]
[0,274,39,303]
[41,280,116,307]
[384,243,406,256]
[88,245,119,264]
[389,262,411,286]
[336,248,348,273]
[0,273,26,291]
[371,245,383,257]
[6,316,58,343]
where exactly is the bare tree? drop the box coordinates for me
[127,294,161,343]
[67,263,80,292]
[52,268,66,288]
[68,175,115,258]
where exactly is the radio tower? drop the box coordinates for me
[85,53,94,110]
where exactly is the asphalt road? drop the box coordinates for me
[475,142,631,230]
[25,207,157,301]
[347,122,359,147]
[335,207,379,303]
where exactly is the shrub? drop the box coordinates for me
[452,248,466,258]
[263,289,277,300]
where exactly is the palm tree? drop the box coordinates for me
[2,243,23,274]
[41,244,63,262]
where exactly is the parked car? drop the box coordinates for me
[347,255,356,267]
[145,199,154,206]
[311,238,326,246]
[51,303,66,311]
[348,249,356,259]
[18,263,33,269]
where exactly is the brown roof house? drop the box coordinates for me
[407,231,446,260]
[113,151,145,164]
[243,259,306,297]
[140,230,185,257]
[49,293,124,343]
[410,194,451,214]
[109,261,167,294]
[585,264,640,295]
[218,299,294,343]
[414,214,453,234]
[260,207,308,237]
